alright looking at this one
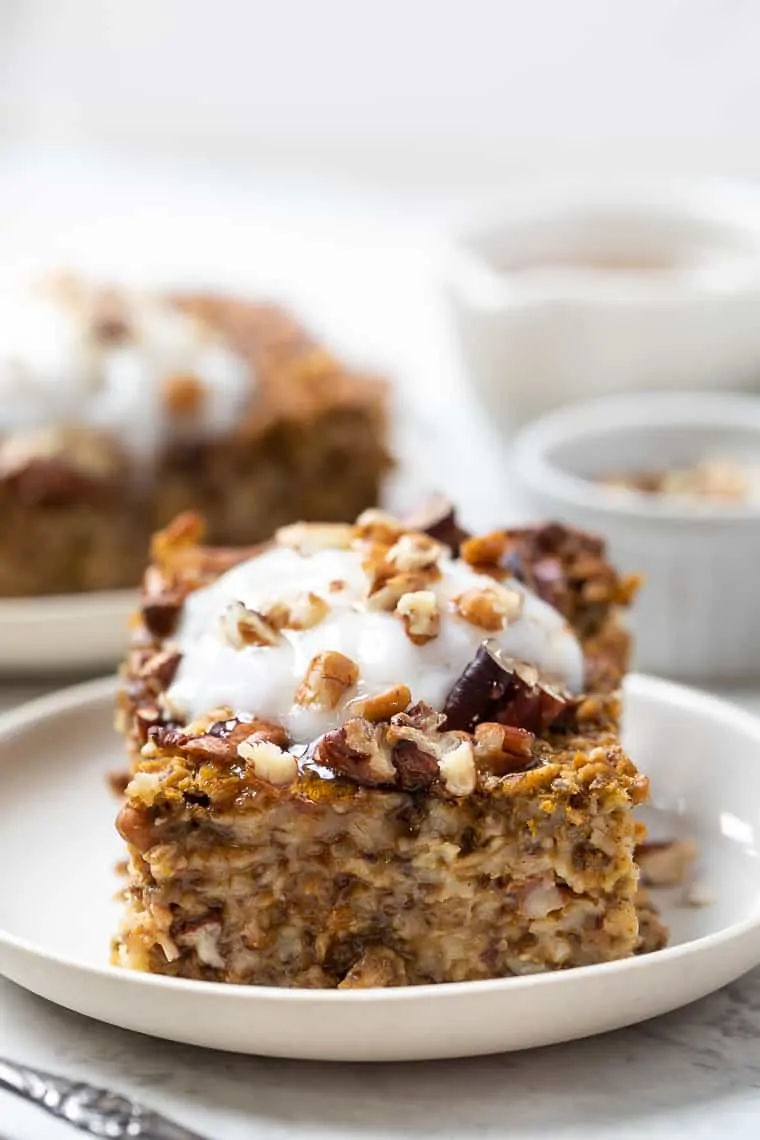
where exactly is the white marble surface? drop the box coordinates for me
[2,160,760,1138]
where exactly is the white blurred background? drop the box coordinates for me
[2,0,760,190]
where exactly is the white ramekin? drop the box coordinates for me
[513,391,760,682]
[444,181,760,432]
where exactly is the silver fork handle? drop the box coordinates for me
[0,1056,212,1139]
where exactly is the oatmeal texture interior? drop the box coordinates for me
[114,504,661,988]
[0,278,389,596]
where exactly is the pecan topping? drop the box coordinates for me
[454,584,523,631]
[236,738,298,786]
[442,642,515,731]
[141,567,185,638]
[208,716,290,750]
[443,641,568,733]
[163,372,205,419]
[365,569,429,612]
[265,591,329,631]
[148,716,289,762]
[276,521,355,554]
[116,803,157,853]
[393,701,446,733]
[221,600,280,648]
[142,596,183,639]
[295,651,359,709]
[174,734,234,761]
[386,703,446,790]
[494,663,568,735]
[354,508,405,544]
[403,494,470,554]
[138,650,182,688]
[473,722,535,774]
[315,718,396,784]
[460,531,509,569]
[391,739,439,790]
[386,533,444,573]
[134,705,166,744]
[147,725,190,750]
[396,589,440,644]
[437,738,477,795]
[351,684,412,722]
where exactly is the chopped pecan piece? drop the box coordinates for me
[116,803,157,853]
[221,600,280,648]
[392,739,439,791]
[529,556,568,613]
[295,651,359,710]
[142,595,183,639]
[437,738,477,795]
[208,716,290,750]
[351,684,412,722]
[392,701,446,733]
[236,738,298,786]
[494,665,568,735]
[460,531,509,569]
[265,591,329,631]
[443,642,515,731]
[275,521,355,554]
[176,734,237,761]
[151,511,206,566]
[403,494,470,553]
[396,590,440,644]
[365,569,429,612]
[354,508,405,544]
[315,718,396,784]
[134,705,166,744]
[443,641,568,733]
[454,584,523,631]
[474,722,535,774]
[386,533,444,573]
[137,650,182,688]
[147,725,190,750]
[163,372,206,419]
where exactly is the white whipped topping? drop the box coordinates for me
[0,280,251,462]
[167,545,584,745]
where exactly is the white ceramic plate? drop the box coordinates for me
[0,590,135,674]
[0,674,759,1062]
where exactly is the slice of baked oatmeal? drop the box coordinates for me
[114,505,662,987]
[0,277,389,595]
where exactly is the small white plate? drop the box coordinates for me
[0,674,759,1062]
[0,590,135,674]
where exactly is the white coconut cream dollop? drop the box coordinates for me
[167,543,584,745]
[0,278,251,462]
